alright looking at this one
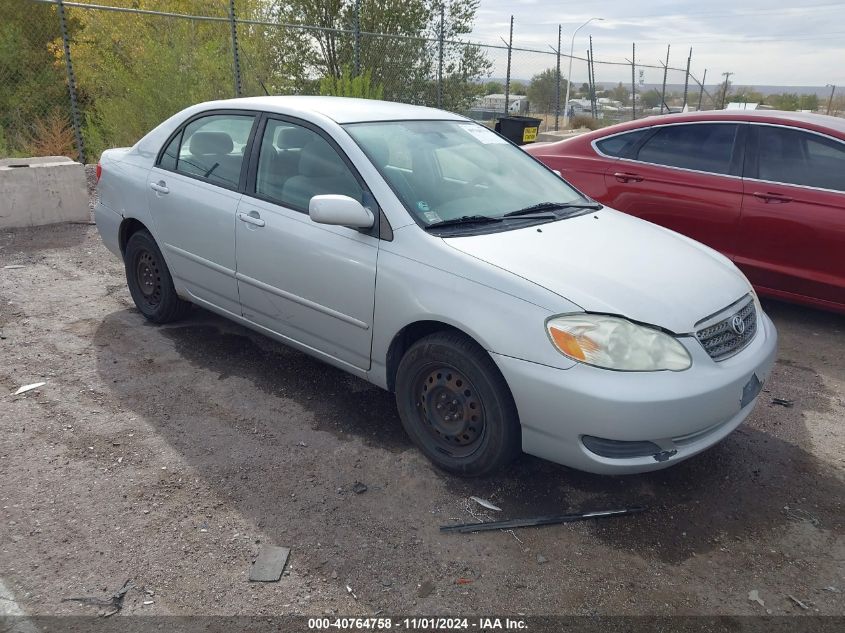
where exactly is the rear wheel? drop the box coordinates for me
[124,229,191,323]
[395,331,521,476]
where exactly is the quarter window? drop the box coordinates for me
[635,123,739,175]
[163,114,255,189]
[595,129,649,158]
[254,119,364,211]
[756,126,845,192]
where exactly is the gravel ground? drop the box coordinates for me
[0,178,843,617]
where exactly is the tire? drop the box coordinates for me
[395,331,521,476]
[124,229,191,323]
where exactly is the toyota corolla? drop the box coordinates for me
[94,96,777,476]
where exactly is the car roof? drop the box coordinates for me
[588,109,845,139]
[207,96,466,124]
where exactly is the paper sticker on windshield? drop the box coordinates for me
[459,123,509,144]
[423,211,441,223]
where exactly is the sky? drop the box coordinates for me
[469,0,845,89]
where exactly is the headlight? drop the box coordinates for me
[546,314,691,371]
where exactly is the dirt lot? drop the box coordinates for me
[1,215,843,619]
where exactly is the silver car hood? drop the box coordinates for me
[442,208,750,334]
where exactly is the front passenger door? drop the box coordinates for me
[235,117,379,372]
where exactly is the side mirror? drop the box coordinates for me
[309,195,374,229]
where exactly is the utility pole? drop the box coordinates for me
[720,71,733,109]
[659,45,670,114]
[827,84,837,115]
[630,43,636,120]
[697,69,707,111]
[586,48,594,119]
[563,17,603,128]
[589,35,597,118]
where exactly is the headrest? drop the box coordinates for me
[189,131,233,156]
[276,126,312,149]
[298,138,346,177]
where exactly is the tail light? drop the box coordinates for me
[95,162,102,182]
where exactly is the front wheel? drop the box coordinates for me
[395,331,521,476]
[124,229,191,323]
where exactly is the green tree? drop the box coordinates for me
[640,89,662,109]
[767,93,801,110]
[729,88,765,104]
[609,81,629,106]
[526,68,569,114]
[484,81,503,95]
[320,68,384,99]
[799,94,819,110]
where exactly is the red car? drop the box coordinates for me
[526,111,845,314]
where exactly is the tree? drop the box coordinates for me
[799,94,819,111]
[509,81,526,95]
[729,87,765,104]
[526,68,569,114]
[320,68,384,99]
[766,93,801,110]
[609,82,629,106]
[640,89,662,109]
[484,81,503,95]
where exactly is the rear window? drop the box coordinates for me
[595,129,649,158]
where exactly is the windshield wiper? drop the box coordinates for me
[503,201,603,217]
[425,215,503,229]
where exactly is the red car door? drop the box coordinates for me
[600,122,746,258]
[737,124,845,310]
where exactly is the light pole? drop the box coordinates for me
[826,84,837,115]
[563,17,603,128]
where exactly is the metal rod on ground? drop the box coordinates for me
[827,84,836,115]
[437,4,444,108]
[698,68,707,111]
[504,15,513,116]
[720,71,734,109]
[660,44,670,114]
[554,24,561,131]
[631,43,637,120]
[353,0,361,77]
[682,47,692,110]
[56,0,85,163]
[440,507,647,534]
[228,0,242,97]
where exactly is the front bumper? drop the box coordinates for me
[493,310,778,474]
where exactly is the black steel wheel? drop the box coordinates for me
[124,229,191,323]
[395,331,521,476]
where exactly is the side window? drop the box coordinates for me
[756,126,845,192]
[636,123,739,175]
[594,129,649,158]
[255,119,364,211]
[166,114,255,189]
[159,132,181,171]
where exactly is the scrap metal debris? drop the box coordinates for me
[748,589,765,608]
[13,382,46,396]
[771,398,794,407]
[62,579,133,617]
[248,545,290,582]
[440,506,646,534]
[788,594,809,610]
[352,482,368,494]
[470,496,501,512]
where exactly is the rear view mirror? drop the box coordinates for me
[309,195,374,229]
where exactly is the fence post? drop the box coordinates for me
[682,47,692,110]
[56,0,85,163]
[228,0,242,97]
[437,4,444,108]
[554,25,561,131]
[660,44,670,114]
[504,15,513,116]
[698,69,707,111]
[353,0,361,77]
[631,43,636,120]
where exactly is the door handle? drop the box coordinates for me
[149,181,169,194]
[752,191,792,204]
[614,172,644,183]
[238,211,266,227]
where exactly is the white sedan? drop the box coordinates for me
[94,96,777,476]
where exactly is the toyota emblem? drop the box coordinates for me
[730,314,746,335]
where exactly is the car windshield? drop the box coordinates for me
[344,120,589,228]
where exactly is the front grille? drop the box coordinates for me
[696,298,757,361]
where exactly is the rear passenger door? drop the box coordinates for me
[737,124,845,307]
[147,111,256,316]
[602,122,745,257]
[234,116,380,372]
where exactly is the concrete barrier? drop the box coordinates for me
[0,156,89,229]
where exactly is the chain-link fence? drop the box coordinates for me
[2,0,841,163]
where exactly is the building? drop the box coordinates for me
[476,94,529,113]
